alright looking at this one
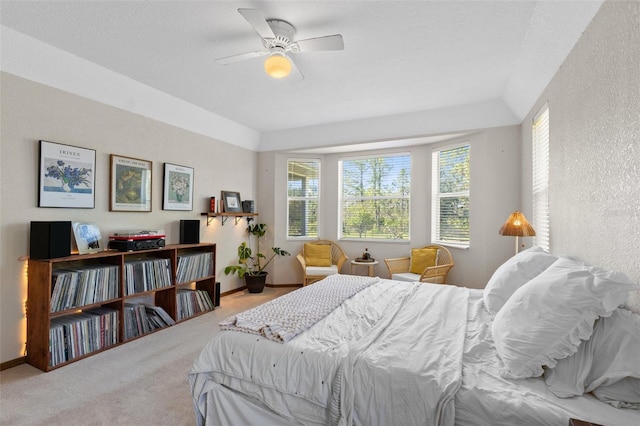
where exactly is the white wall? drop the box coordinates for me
[0,73,256,363]
[259,125,522,288]
[520,0,640,282]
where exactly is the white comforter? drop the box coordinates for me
[189,279,469,426]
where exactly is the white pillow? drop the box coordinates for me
[544,308,640,409]
[483,247,557,315]
[492,256,636,379]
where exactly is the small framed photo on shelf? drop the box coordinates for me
[163,163,194,211]
[72,222,102,254]
[110,155,152,212]
[221,191,242,213]
[38,140,96,208]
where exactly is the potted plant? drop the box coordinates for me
[224,222,290,293]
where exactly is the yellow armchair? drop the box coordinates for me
[297,240,348,286]
[384,245,454,284]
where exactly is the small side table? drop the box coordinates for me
[350,260,379,277]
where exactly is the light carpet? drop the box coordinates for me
[0,287,294,426]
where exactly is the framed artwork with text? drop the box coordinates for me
[38,140,96,208]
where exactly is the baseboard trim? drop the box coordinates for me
[265,283,302,288]
[1,356,26,371]
[220,283,302,298]
[220,287,246,297]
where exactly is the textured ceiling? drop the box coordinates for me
[1,1,603,147]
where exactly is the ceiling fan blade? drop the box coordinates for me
[215,50,268,65]
[238,8,276,40]
[289,57,305,81]
[295,34,344,52]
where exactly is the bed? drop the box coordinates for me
[189,250,640,425]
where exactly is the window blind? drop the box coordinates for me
[532,105,550,251]
[287,159,320,238]
[339,153,411,240]
[432,144,470,247]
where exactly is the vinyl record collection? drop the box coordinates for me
[124,303,176,339]
[176,252,214,284]
[177,289,214,320]
[49,308,118,367]
[124,258,172,295]
[50,265,119,312]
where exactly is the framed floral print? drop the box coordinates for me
[163,163,193,211]
[38,140,96,208]
[110,154,152,212]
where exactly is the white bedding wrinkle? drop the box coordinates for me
[338,283,469,426]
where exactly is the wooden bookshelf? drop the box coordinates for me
[26,243,216,372]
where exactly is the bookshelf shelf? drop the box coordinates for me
[27,243,216,372]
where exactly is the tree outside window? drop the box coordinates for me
[339,154,410,240]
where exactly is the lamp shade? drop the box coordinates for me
[264,54,291,79]
[498,211,536,237]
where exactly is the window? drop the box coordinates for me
[431,144,470,247]
[532,104,550,251]
[339,153,410,240]
[287,159,320,239]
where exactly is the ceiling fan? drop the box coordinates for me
[216,8,344,79]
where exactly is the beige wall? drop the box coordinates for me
[259,125,523,289]
[520,0,640,282]
[0,73,257,363]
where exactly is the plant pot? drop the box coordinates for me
[245,272,267,293]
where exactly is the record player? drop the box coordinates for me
[108,230,166,252]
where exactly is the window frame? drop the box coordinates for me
[338,152,411,242]
[431,142,471,249]
[286,158,321,240]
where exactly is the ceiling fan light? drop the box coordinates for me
[264,54,291,78]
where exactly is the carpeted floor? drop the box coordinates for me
[0,286,294,426]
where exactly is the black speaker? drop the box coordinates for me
[214,282,221,307]
[180,220,200,244]
[30,221,72,259]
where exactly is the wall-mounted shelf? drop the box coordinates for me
[201,212,258,226]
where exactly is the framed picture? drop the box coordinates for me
[222,190,242,213]
[163,163,194,211]
[110,155,152,212]
[72,222,103,254]
[38,140,96,208]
